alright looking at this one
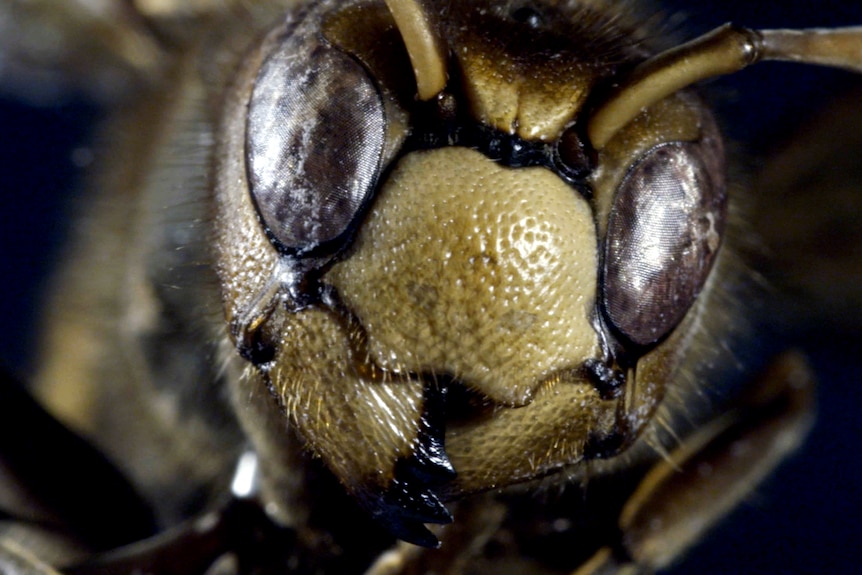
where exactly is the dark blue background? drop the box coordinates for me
[1,2,860,573]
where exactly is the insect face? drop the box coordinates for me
[214,0,732,546]
[1,1,860,573]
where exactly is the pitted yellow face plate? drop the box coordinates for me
[326,147,600,407]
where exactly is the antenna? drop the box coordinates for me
[383,0,448,100]
[588,25,862,149]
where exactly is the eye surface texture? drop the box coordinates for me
[246,25,386,255]
[603,142,726,347]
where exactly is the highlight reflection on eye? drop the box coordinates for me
[246,29,385,256]
[602,142,726,347]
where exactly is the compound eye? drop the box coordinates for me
[603,142,726,347]
[246,31,385,256]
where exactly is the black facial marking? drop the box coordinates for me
[237,330,277,367]
[583,358,626,400]
[583,430,626,460]
[359,471,453,548]
[405,382,457,485]
[358,381,457,548]
[405,111,593,195]
[555,126,596,190]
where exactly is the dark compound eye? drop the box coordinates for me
[602,142,726,347]
[246,27,386,256]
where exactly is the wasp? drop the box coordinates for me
[0,0,860,573]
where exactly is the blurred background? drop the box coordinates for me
[0,1,860,573]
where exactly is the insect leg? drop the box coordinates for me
[573,352,815,575]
